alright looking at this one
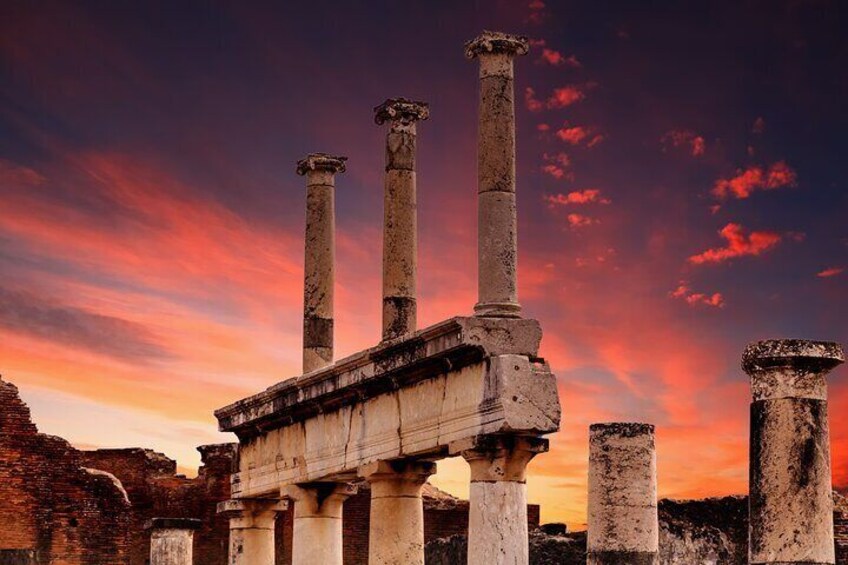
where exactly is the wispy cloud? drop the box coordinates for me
[712,161,797,199]
[688,223,781,265]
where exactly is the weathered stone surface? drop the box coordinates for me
[588,423,658,563]
[745,339,844,565]
[218,498,287,565]
[658,496,747,565]
[282,483,355,565]
[146,520,200,565]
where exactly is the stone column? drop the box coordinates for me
[743,339,845,565]
[359,460,436,565]
[453,435,547,565]
[296,153,347,373]
[145,518,201,565]
[587,423,658,565]
[217,499,287,565]
[282,482,357,565]
[374,98,429,341]
[465,31,529,318]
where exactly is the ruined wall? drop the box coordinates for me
[0,377,131,564]
[836,492,848,564]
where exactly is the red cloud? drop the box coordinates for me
[545,189,610,206]
[670,283,725,308]
[712,161,797,199]
[661,130,706,157]
[688,223,781,265]
[566,213,597,228]
[546,86,586,109]
[540,152,573,181]
[537,123,550,132]
[525,87,544,112]
[556,124,604,147]
[818,267,844,278]
[537,48,581,68]
[527,0,547,24]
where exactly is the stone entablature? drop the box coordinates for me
[215,316,559,498]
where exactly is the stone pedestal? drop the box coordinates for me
[465,31,529,318]
[743,339,845,564]
[144,518,201,565]
[296,153,347,373]
[282,483,357,565]
[454,435,547,565]
[587,423,658,565]
[217,499,287,565]
[359,460,436,565]
[374,98,429,340]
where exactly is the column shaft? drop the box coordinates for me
[465,31,529,318]
[297,154,346,373]
[744,339,844,564]
[455,435,547,565]
[375,99,429,340]
[360,460,435,565]
[283,483,356,565]
[587,423,658,565]
[149,530,194,565]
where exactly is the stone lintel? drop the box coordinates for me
[296,153,347,176]
[374,98,430,126]
[464,30,530,59]
[742,339,844,374]
[216,498,289,518]
[358,459,436,482]
[214,316,543,436]
[144,517,202,531]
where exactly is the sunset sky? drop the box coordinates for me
[1,0,846,527]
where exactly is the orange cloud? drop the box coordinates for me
[712,161,797,199]
[688,223,781,265]
[660,130,706,156]
[670,283,725,308]
[545,189,610,206]
[818,267,844,278]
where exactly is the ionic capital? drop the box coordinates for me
[452,435,548,482]
[464,30,529,59]
[281,482,357,518]
[296,153,347,176]
[374,98,430,126]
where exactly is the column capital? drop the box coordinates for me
[465,30,529,59]
[281,482,357,518]
[296,153,347,176]
[359,460,436,484]
[217,498,288,519]
[742,339,844,374]
[374,98,430,126]
[144,517,202,531]
[451,435,548,482]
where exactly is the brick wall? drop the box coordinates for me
[835,492,848,565]
[0,377,131,564]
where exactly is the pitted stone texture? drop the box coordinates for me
[455,435,549,483]
[360,461,435,565]
[464,30,530,60]
[295,153,347,176]
[468,481,530,565]
[744,340,844,401]
[382,166,417,339]
[218,499,286,565]
[148,526,196,565]
[282,483,355,565]
[374,98,429,127]
[588,423,658,560]
[476,190,518,317]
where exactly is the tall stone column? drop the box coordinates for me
[296,153,347,373]
[587,423,658,565]
[145,518,201,565]
[465,31,529,318]
[282,482,357,565]
[217,499,287,565]
[453,435,547,565]
[359,460,436,565]
[374,98,429,341]
[743,339,845,564]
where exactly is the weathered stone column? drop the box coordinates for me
[359,460,436,565]
[587,423,658,565]
[282,482,357,565]
[296,153,347,373]
[374,98,429,340]
[743,339,845,565]
[217,499,287,565]
[145,518,201,565]
[453,435,547,565]
[465,31,529,318]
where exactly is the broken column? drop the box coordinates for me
[296,153,347,373]
[374,98,429,340]
[359,460,436,565]
[465,31,529,318]
[587,423,658,565]
[282,483,357,565]
[145,518,201,565]
[743,339,845,564]
[217,499,287,565]
[454,435,548,565]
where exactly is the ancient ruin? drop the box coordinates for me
[1,27,847,565]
